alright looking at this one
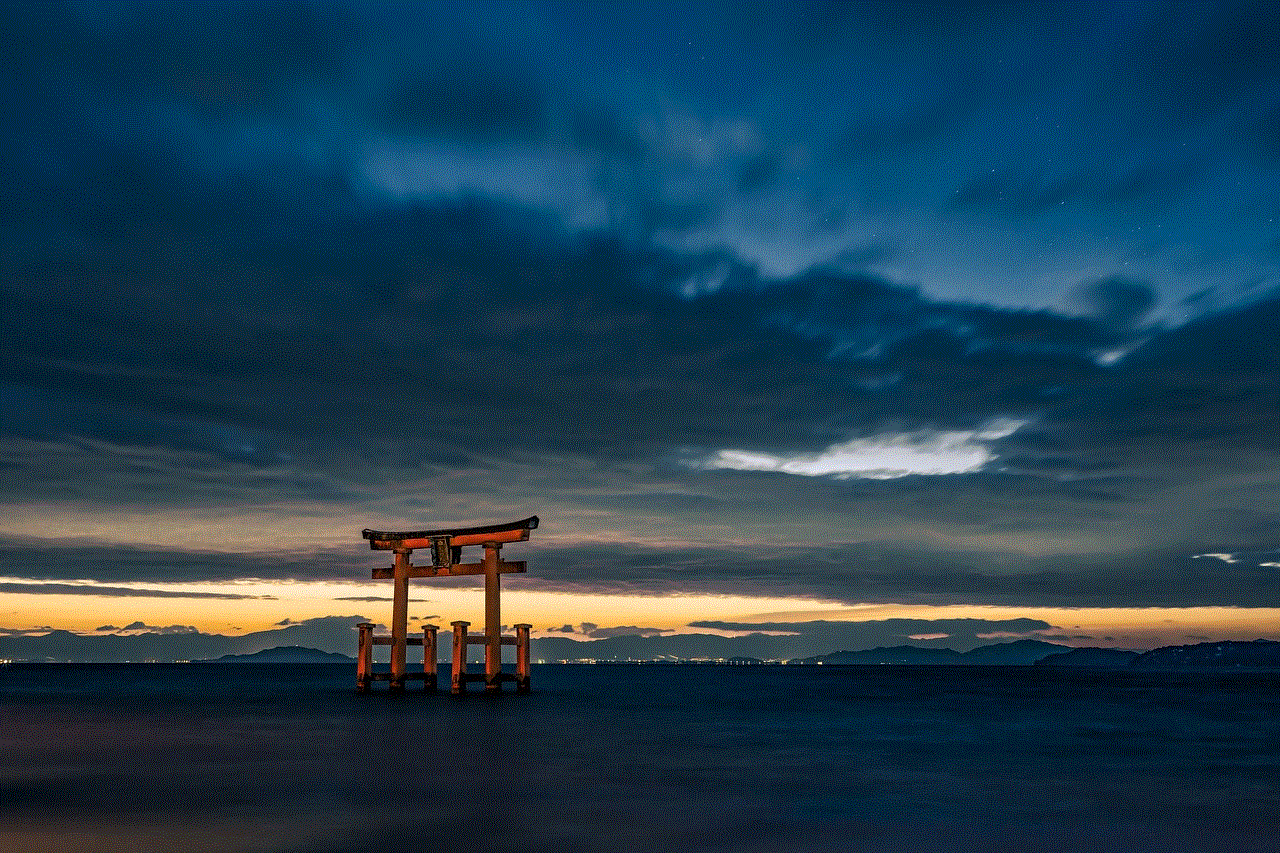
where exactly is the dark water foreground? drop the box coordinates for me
[2,663,1277,853]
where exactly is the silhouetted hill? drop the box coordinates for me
[0,616,368,662]
[796,646,964,665]
[533,632,738,662]
[1129,639,1280,670]
[958,639,1072,664]
[794,640,1072,665]
[7,623,1276,668]
[210,646,355,663]
[1036,647,1140,667]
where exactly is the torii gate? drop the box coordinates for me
[357,515,539,694]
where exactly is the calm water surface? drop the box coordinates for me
[2,663,1277,852]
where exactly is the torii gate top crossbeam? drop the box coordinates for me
[362,515,539,551]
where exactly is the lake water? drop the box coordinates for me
[2,663,1277,853]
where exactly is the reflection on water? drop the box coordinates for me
[2,663,1277,852]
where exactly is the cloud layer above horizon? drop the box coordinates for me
[1,2,1277,627]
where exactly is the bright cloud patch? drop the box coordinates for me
[700,420,1024,479]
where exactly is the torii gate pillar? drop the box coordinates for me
[483,543,502,692]
[389,548,410,693]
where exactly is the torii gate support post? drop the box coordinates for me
[484,543,502,693]
[356,621,374,693]
[515,623,531,693]
[389,548,411,693]
[452,620,470,694]
[423,625,438,691]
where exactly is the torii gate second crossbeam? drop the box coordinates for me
[358,515,539,694]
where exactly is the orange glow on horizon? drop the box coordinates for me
[1,577,1276,651]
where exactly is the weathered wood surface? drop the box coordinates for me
[516,623,531,694]
[451,620,469,694]
[363,516,538,550]
[424,626,438,691]
[356,621,374,693]
[484,544,502,693]
[370,560,525,579]
[389,549,410,692]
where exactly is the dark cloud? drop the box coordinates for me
[0,615,1068,660]
[569,107,652,162]
[0,2,349,110]
[0,538,361,584]
[584,625,671,639]
[333,596,434,603]
[1,236,1275,611]
[0,616,368,662]
[1,289,1275,612]
[0,2,1276,634]
[947,160,1210,223]
[0,581,275,600]
[1066,278,1158,329]
[687,618,1052,651]
[535,616,1067,660]
[118,622,198,635]
[17,199,1093,475]
[514,537,1280,610]
[375,72,547,142]
[1007,296,1280,472]
[1111,0,1280,119]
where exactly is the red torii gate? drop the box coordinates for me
[356,515,539,694]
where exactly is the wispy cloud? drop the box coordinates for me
[333,596,433,603]
[697,420,1024,479]
[0,581,275,600]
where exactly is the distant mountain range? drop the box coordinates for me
[1036,639,1280,671]
[5,629,1278,670]
[797,639,1280,669]
[526,633,1081,663]
[215,638,1276,669]
[207,646,355,663]
[794,639,1071,666]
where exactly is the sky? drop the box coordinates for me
[1,1,1277,660]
